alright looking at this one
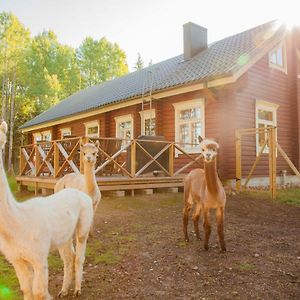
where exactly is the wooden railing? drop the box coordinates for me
[19,137,204,178]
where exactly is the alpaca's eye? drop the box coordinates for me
[202,148,205,152]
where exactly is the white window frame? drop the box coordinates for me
[60,127,72,139]
[173,99,205,155]
[33,133,42,143]
[115,114,134,142]
[255,99,279,155]
[84,120,99,138]
[139,109,156,136]
[268,42,287,74]
[33,130,51,143]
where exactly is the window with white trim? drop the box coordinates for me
[115,115,134,146]
[60,127,72,139]
[173,99,205,152]
[255,100,278,154]
[139,109,156,136]
[33,130,52,143]
[269,43,287,73]
[85,121,99,138]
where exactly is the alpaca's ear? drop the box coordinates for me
[198,136,203,143]
[95,140,100,148]
[0,121,7,134]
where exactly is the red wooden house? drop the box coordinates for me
[18,21,300,193]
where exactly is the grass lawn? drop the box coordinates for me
[242,187,300,206]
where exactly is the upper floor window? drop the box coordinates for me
[269,43,287,73]
[85,121,99,138]
[255,100,278,154]
[139,109,156,136]
[60,127,71,139]
[115,114,134,146]
[173,99,205,153]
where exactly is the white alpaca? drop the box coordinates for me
[54,141,101,233]
[0,121,93,299]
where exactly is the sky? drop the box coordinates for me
[1,0,299,71]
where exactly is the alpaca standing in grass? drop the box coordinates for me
[183,136,226,252]
[54,141,101,233]
[0,121,93,299]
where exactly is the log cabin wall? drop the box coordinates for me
[234,34,299,178]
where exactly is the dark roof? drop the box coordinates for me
[21,21,285,129]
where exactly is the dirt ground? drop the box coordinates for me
[45,191,300,300]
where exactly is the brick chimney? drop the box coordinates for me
[183,22,207,60]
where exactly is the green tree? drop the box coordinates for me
[23,30,80,114]
[0,12,30,171]
[134,52,144,70]
[76,37,128,88]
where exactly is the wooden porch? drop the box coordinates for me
[16,136,203,195]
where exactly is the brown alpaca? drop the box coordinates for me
[183,136,226,252]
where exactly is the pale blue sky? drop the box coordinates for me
[1,0,298,70]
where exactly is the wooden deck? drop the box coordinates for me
[17,136,201,195]
[16,174,185,195]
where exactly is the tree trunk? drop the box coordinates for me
[8,70,16,172]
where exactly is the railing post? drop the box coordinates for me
[19,147,25,176]
[54,142,59,178]
[169,142,174,176]
[268,127,277,199]
[131,140,136,177]
[235,130,242,193]
[34,144,40,177]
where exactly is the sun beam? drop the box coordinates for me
[278,10,299,30]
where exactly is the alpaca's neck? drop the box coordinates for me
[204,159,220,195]
[0,149,20,236]
[84,162,97,194]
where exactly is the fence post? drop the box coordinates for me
[235,130,242,193]
[34,144,40,177]
[268,127,277,199]
[131,140,136,177]
[169,142,174,176]
[19,148,25,175]
[54,142,59,178]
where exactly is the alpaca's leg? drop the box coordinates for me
[192,202,202,240]
[12,260,33,300]
[32,260,51,300]
[216,206,226,252]
[183,202,192,242]
[58,239,75,297]
[74,234,89,296]
[203,208,211,251]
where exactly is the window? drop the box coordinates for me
[85,121,99,138]
[33,130,51,143]
[269,43,287,73]
[139,109,156,136]
[173,99,205,153]
[60,128,71,139]
[115,115,134,146]
[255,100,278,154]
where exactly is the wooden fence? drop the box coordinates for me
[236,126,300,199]
[19,136,204,179]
